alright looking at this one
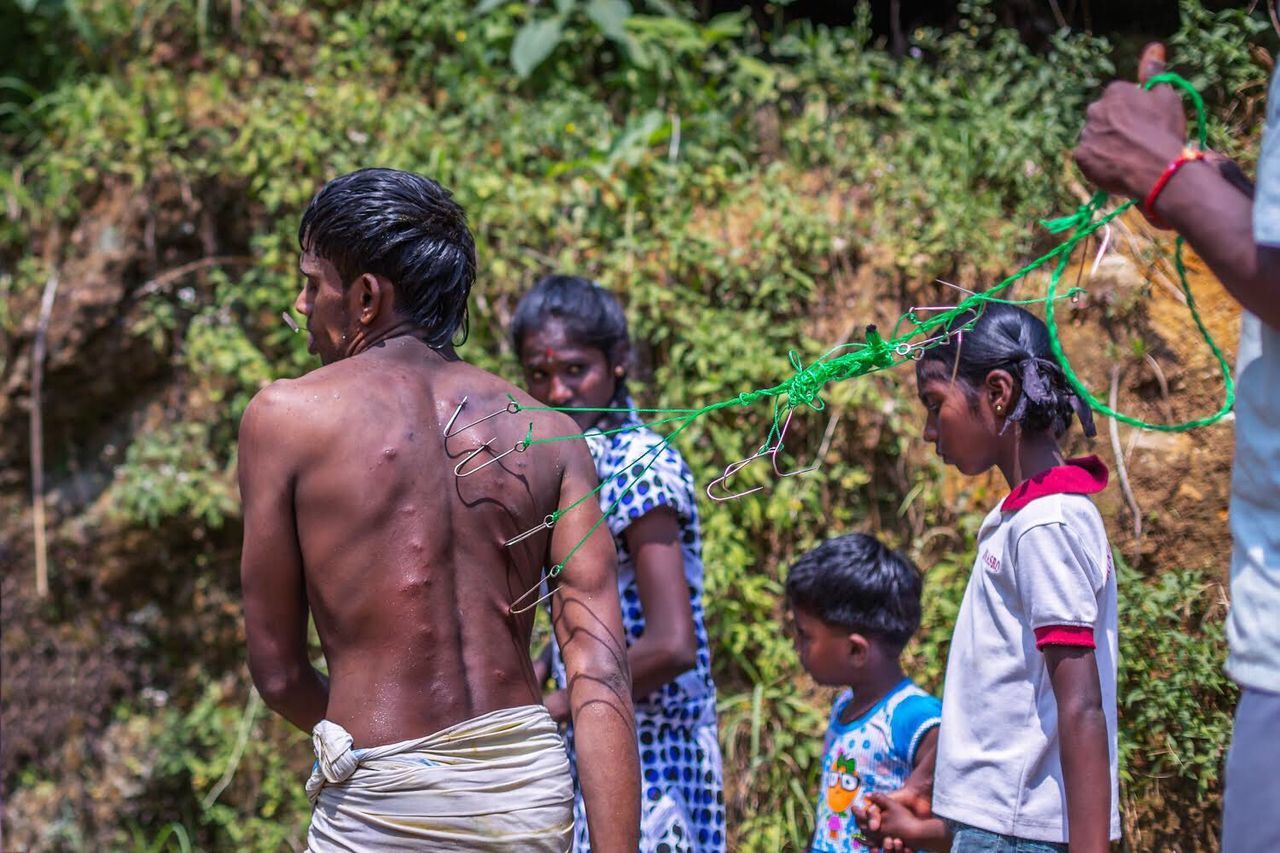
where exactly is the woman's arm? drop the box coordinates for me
[1044,646,1110,853]
[620,506,698,698]
[545,506,696,720]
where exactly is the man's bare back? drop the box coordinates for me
[242,338,580,745]
[238,168,639,850]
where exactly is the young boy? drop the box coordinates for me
[787,533,948,852]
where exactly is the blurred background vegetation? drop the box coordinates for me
[0,0,1273,849]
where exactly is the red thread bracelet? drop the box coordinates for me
[1143,147,1207,229]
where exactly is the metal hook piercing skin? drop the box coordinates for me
[505,514,556,548]
[509,571,562,616]
[443,397,521,439]
[453,439,530,478]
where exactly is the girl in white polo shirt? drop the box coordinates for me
[911,303,1117,853]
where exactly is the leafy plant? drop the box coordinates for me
[1,0,1270,848]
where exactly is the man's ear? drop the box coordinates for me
[353,273,393,325]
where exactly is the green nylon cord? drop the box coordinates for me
[503,72,1235,584]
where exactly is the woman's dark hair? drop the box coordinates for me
[510,275,632,407]
[916,303,1096,438]
[785,533,922,651]
[298,168,476,348]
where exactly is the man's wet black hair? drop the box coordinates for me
[785,533,922,651]
[510,275,632,407]
[298,168,476,348]
[916,302,1097,438]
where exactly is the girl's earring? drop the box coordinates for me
[614,366,625,378]
[994,403,1004,414]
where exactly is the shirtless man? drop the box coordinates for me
[237,168,640,851]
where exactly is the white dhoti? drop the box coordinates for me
[305,704,574,852]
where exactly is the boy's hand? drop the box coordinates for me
[858,792,921,852]
[855,788,949,853]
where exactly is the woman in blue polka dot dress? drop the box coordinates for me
[513,275,726,853]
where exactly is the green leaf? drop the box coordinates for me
[553,0,577,15]
[473,0,510,15]
[585,0,631,42]
[643,0,684,17]
[511,17,564,78]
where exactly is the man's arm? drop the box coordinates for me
[548,438,640,852]
[1073,45,1280,329]
[238,387,328,731]
[1044,646,1110,853]
[544,505,695,721]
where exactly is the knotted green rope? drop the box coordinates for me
[504,72,1235,578]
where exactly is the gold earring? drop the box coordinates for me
[614,366,625,378]
[995,403,1004,414]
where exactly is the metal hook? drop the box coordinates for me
[453,439,530,477]
[935,278,977,296]
[509,569,562,616]
[770,409,821,479]
[1089,223,1113,278]
[705,452,769,502]
[505,514,556,547]
[443,397,521,439]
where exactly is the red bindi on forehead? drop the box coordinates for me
[544,347,557,360]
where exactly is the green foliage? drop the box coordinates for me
[113,423,238,529]
[1170,0,1271,156]
[2,0,1270,848]
[1117,559,1236,800]
[149,681,311,849]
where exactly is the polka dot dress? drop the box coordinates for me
[553,408,726,852]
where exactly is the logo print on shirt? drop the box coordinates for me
[981,551,1001,573]
[824,750,863,841]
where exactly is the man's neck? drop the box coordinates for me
[839,661,905,724]
[346,322,458,362]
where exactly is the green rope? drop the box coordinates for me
[500,71,1235,585]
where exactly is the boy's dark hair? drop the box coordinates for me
[509,274,632,407]
[785,533,922,650]
[298,168,476,348]
[916,303,1096,438]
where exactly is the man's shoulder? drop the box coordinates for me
[243,374,314,422]
[239,372,341,446]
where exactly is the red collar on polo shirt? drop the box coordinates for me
[1001,455,1109,512]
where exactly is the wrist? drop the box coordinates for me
[1143,146,1209,229]
[1120,136,1184,200]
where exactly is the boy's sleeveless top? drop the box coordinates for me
[551,408,724,851]
[932,457,1119,843]
[811,679,941,852]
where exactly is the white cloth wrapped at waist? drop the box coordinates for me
[305,704,574,852]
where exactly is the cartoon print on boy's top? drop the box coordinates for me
[824,750,864,841]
